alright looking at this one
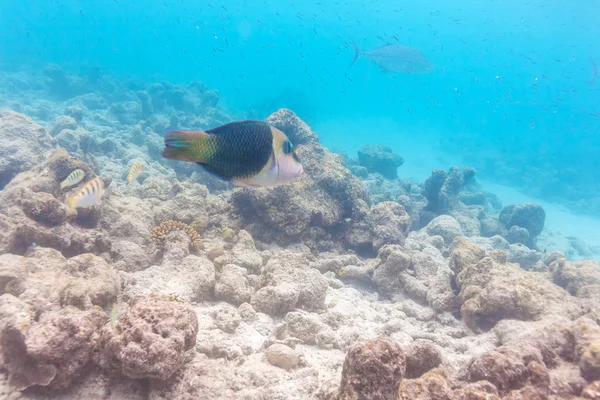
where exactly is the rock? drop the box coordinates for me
[506,225,529,245]
[214,264,253,306]
[111,240,152,272]
[220,230,263,274]
[499,202,546,239]
[449,238,581,332]
[265,108,319,145]
[50,115,78,136]
[372,246,412,296]
[404,342,443,379]
[543,251,564,266]
[460,320,586,397]
[459,192,487,206]
[581,381,600,399]
[467,350,528,394]
[581,340,600,381]
[20,191,71,226]
[336,337,406,400]
[0,110,57,190]
[452,381,501,399]
[64,106,84,122]
[0,294,106,390]
[95,294,198,380]
[357,144,404,179]
[350,165,369,178]
[426,215,464,244]
[398,368,452,400]
[266,344,300,370]
[0,249,119,313]
[422,166,473,218]
[550,258,600,297]
[572,318,600,360]
[120,251,215,303]
[285,311,326,344]
[506,243,542,270]
[251,284,300,316]
[213,304,241,334]
[255,251,328,312]
[365,202,411,251]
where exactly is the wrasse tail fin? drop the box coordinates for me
[162,130,209,163]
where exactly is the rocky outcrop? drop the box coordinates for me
[94,294,198,380]
[499,202,546,247]
[265,108,318,145]
[357,144,404,180]
[449,238,582,332]
[232,109,372,252]
[335,337,406,400]
[421,166,476,225]
[0,110,57,190]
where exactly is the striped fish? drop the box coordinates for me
[65,177,105,209]
[127,162,143,184]
[59,169,85,189]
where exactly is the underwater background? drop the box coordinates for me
[1,0,600,399]
[3,0,600,244]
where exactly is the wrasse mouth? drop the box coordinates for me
[298,164,304,175]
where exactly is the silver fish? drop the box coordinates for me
[351,41,433,74]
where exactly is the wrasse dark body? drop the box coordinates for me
[162,120,303,187]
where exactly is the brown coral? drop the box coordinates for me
[150,220,202,253]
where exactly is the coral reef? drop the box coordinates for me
[0,69,599,400]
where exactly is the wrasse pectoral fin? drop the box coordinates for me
[232,180,261,188]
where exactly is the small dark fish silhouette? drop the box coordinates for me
[351,41,433,74]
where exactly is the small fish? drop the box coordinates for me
[162,120,303,188]
[127,162,143,184]
[65,177,105,209]
[59,169,85,189]
[110,304,122,330]
[351,41,433,74]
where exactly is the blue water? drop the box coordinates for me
[1,0,599,215]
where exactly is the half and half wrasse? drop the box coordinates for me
[65,177,106,209]
[162,120,303,187]
[59,169,85,189]
[127,162,143,184]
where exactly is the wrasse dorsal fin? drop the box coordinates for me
[205,120,268,136]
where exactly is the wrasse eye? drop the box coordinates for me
[282,140,294,155]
